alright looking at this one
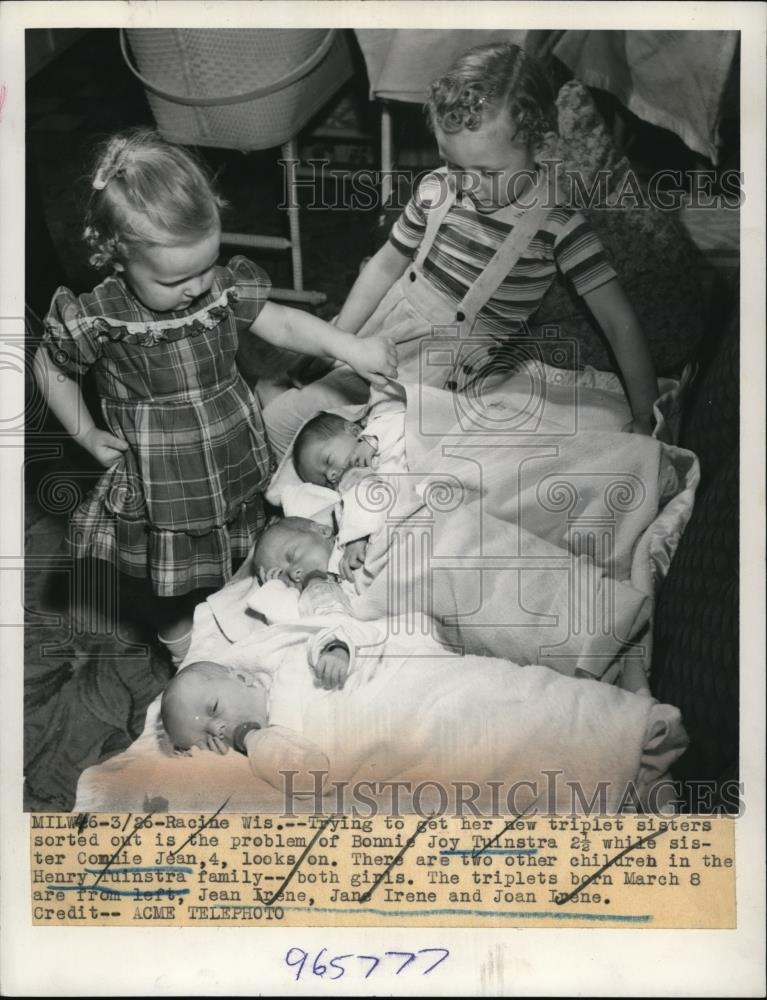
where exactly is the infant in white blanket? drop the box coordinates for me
[161,582,354,766]
[288,400,408,582]
[282,399,681,590]
[254,516,340,593]
[293,404,407,489]
[161,640,351,756]
[159,602,689,813]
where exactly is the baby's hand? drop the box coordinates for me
[172,735,228,756]
[77,427,129,467]
[204,733,229,755]
[337,465,374,495]
[349,436,378,469]
[344,337,397,387]
[314,644,350,690]
[339,537,369,582]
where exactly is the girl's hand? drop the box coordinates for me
[313,646,351,690]
[78,427,129,467]
[343,337,398,387]
[622,415,654,436]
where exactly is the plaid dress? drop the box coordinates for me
[42,256,274,596]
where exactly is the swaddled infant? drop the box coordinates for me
[159,612,689,813]
[293,405,407,488]
[162,642,351,754]
[254,515,338,593]
[291,405,408,580]
[288,404,681,587]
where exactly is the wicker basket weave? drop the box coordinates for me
[123,28,354,151]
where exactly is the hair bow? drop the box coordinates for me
[92,137,129,191]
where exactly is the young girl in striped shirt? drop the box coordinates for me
[263,41,658,456]
[34,129,396,664]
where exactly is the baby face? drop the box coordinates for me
[300,425,377,488]
[163,661,267,752]
[258,522,334,589]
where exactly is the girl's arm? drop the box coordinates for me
[250,302,397,387]
[33,347,128,466]
[334,241,410,333]
[581,280,658,434]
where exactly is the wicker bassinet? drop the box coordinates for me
[122,28,354,151]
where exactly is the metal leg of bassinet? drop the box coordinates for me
[380,101,393,209]
[282,138,304,293]
[220,138,326,308]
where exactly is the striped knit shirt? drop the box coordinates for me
[389,169,617,334]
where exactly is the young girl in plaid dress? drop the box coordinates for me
[34,129,396,664]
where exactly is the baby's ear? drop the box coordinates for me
[317,522,334,538]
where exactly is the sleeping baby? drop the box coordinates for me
[290,400,408,581]
[255,381,687,686]
[160,619,352,789]
[284,397,680,588]
[292,403,407,489]
[159,610,689,813]
[162,642,351,755]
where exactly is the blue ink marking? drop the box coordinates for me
[265,816,333,906]
[170,795,231,856]
[47,884,189,897]
[358,815,432,904]
[471,805,538,859]
[92,812,149,887]
[440,848,538,856]
[83,866,193,875]
[285,946,450,982]
[211,904,650,923]
[555,825,670,906]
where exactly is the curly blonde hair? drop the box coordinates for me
[427,42,557,149]
[83,128,226,270]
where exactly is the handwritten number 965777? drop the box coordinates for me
[285,947,450,982]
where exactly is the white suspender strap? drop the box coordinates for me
[413,172,457,268]
[458,172,555,321]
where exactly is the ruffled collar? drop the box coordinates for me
[87,269,241,346]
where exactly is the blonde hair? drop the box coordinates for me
[83,128,226,270]
[427,42,557,148]
[253,516,327,581]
